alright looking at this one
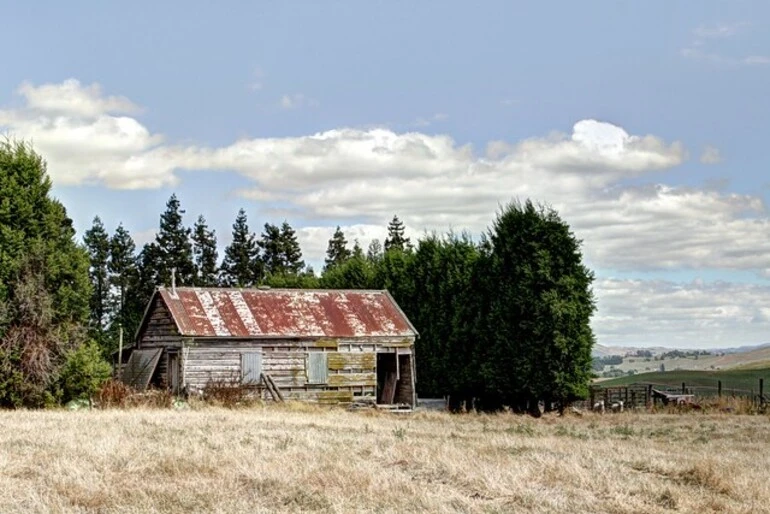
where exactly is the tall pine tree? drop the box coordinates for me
[83,216,110,347]
[259,222,283,276]
[384,215,410,252]
[259,221,305,277]
[192,215,219,286]
[352,239,364,259]
[324,226,351,271]
[280,221,305,275]
[221,209,260,286]
[154,194,194,287]
[108,224,137,345]
[123,242,163,337]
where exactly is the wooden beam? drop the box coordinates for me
[260,373,285,402]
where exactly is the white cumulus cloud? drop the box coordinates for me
[4,78,770,347]
[18,79,140,117]
[594,279,770,348]
[0,79,175,189]
[3,78,770,281]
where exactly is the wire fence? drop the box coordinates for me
[585,377,769,410]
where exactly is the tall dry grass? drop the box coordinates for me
[1,405,769,513]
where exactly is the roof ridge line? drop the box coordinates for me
[157,286,389,293]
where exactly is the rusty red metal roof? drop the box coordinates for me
[157,287,417,339]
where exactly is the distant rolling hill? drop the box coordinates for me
[712,343,770,354]
[594,344,770,375]
[593,342,770,359]
[591,344,670,358]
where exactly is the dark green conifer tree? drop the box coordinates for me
[107,224,138,349]
[324,226,351,271]
[259,221,305,277]
[384,215,410,252]
[154,194,194,286]
[351,239,364,260]
[280,221,305,275]
[258,222,283,276]
[192,215,219,286]
[83,216,110,347]
[221,209,260,286]
[481,200,595,414]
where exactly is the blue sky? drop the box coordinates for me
[1,1,770,348]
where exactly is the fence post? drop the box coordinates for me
[647,384,653,407]
[718,380,722,398]
[760,379,764,401]
[682,382,686,394]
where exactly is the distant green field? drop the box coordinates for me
[597,368,770,395]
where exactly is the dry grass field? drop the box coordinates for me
[1,404,769,513]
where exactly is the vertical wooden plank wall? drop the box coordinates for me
[174,338,414,405]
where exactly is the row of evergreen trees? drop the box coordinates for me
[82,193,416,354]
[2,140,596,412]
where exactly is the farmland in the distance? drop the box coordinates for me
[2,405,770,513]
[598,368,770,395]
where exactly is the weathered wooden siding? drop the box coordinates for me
[133,298,182,386]
[328,352,375,370]
[139,297,181,348]
[178,338,414,403]
[183,347,242,388]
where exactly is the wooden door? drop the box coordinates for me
[168,353,180,394]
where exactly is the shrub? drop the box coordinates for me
[203,376,254,408]
[0,347,57,408]
[59,340,112,403]
[97,379,134,408]
[0,257,81,408]
[96,380,173,409]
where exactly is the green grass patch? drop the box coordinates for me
[598,368,770,395]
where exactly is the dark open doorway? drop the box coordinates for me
[377,353,398,404]
[376,352,415,406]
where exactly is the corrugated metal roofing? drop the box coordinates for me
[157,287,416,339]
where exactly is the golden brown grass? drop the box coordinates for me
[1,405,769,513]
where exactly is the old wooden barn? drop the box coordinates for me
[120,286,418,406]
